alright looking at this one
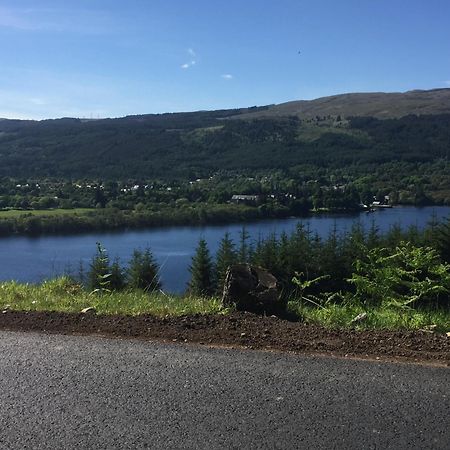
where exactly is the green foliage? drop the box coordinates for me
[348,242,450,308]
[291,272,334,308]
[88,242,112,293]
[436,216,450,263]
[251,234,278,272]
[1,275,447,331]
[288,297,450,332]
[0,277,225,316]
[215,232,237,293]
[189,239,215,296]
[109,257,126,291]
[127,248,161,292]
[86,244,160,293]
[238,226,251,263]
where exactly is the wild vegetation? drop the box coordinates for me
[1,216,449,331]
[0,277,224,317]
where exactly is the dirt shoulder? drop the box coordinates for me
[1,310,449,366]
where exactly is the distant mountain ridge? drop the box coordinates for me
[236,88,450,120]
[2,88,450,124]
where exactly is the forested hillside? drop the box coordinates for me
[0,89,449,233]
[0,109,449,180]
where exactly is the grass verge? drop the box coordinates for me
[288,300,450,333]
[0,277,225,317]
[1,277,449,333]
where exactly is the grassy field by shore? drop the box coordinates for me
[0,208,94,218]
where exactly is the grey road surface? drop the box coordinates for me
[0,331,449,449]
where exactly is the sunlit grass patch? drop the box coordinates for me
[0,208,93,218]
[288,299,450,333]
[0,277,227,317]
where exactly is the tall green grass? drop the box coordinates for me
[1,277,449,332]
[288,299,450,332]
[0,277,226,316]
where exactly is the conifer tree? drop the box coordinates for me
[342,222,366,275]
[252,233,278,273]
[215,232,237,293]
[319,225,345,291]
[238,226,250,263]
[109,257,126,291]
[87,242,111,292]
[250,235,263,267]
[127,248,161,292]
[385,223,403,248]
[367,220,380,249]
[289,223,314,277]
[189,238,214,296]
[436,216,450,263]
[424,211,440,248]
[277,231,291,286]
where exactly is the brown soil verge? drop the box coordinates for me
[1,310,449,366]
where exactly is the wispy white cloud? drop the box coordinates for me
[221,74,233,80]
[181,49,197,69]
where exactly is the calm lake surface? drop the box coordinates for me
[1,206,449,293]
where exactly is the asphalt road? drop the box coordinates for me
[0,331,449,449]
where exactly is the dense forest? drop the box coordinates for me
[0,110,449,180]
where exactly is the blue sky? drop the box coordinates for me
[1,0,450,119]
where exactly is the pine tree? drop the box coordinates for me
[238,226,250,263]
[252,233,278,273]
[342,222,366,276]
[384,223,403,248]
[289,223,314,277]
[316,225,344,292]
[436,216,450,263]
[87,242,111,293]
[277,231,291,286]
[367,220,380,249]
[250,235,264,267]
[109,257,126,291]
[424,210,440,248]
[215,232,237,293]
[127,248,161,292]
[189,238,214,296]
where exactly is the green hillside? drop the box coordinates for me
[237,88,450,120]
[0,88,449,180]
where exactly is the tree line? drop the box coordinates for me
[85,215,450,309]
